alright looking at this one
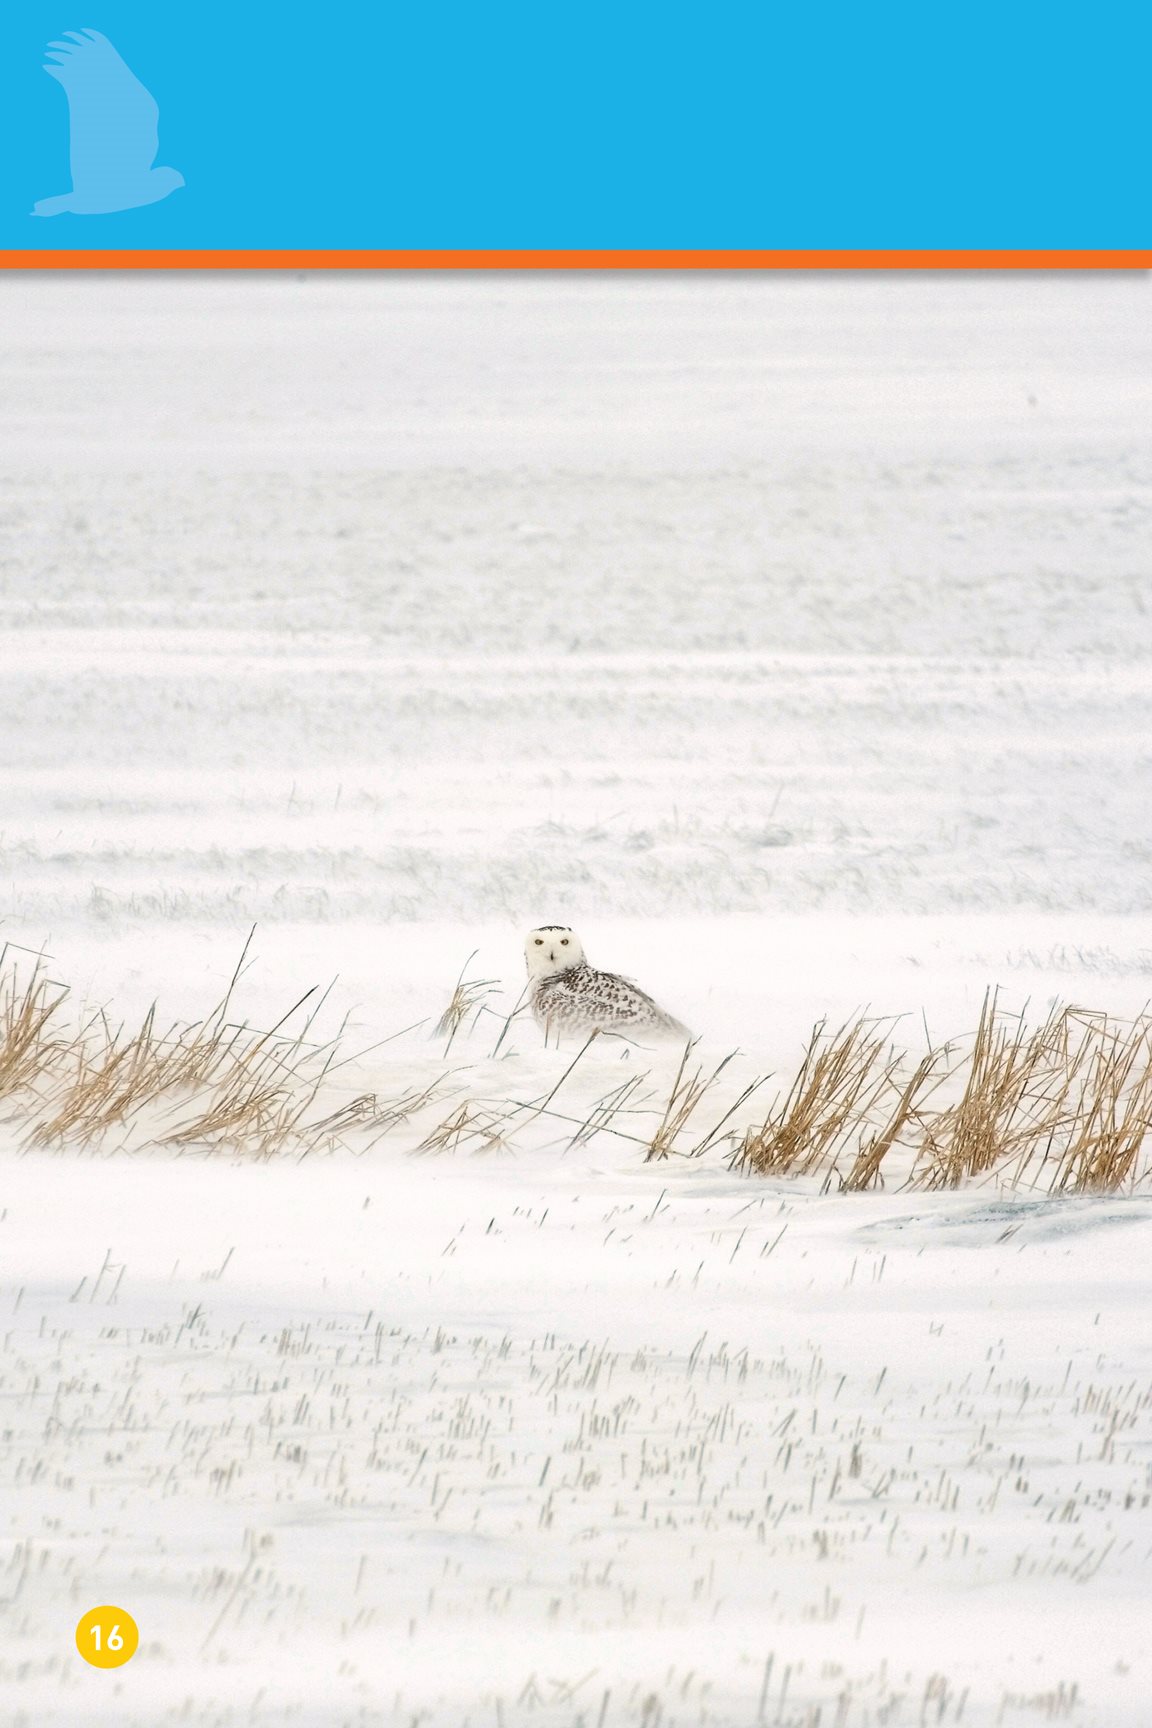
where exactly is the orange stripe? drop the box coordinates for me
[0,249,1149,270]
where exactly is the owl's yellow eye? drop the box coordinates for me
[560,938,569,945]
[534,938,543,945]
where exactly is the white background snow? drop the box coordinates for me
[0,271,1150,1726]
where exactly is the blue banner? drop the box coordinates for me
[2,2,1148,251]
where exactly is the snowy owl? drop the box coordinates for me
[524,926,689,1042]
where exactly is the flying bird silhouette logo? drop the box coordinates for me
[34,28,184,217]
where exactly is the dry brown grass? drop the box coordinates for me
[0,948,71,1101]
[731,997,1152,1196]
[914,991,1052,1188]
[32,1004,165,1145]
[11,934,353,1158]
[433,953,501,1054]
[840,1049,946,1192]
[732,1016,896,1179]
[1048,1012,1152,1193]
[1,938,1150,1188]
[644,1043,739,1161]
[910,1001,1152,1195]
[308,1077,452,1151]
[158,974,365,1160]
[413,1100,513,1157]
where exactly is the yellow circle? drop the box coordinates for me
[75,1605,139,1668]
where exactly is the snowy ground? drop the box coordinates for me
[0,272,1150,1725]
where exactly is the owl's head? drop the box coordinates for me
[524,925,586,978]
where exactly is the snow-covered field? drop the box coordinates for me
[1,272,1150,1725]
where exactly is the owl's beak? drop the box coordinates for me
[548,949,557,962]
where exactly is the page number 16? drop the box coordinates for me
[75,1605,139,1668]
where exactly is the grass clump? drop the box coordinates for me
[731,1016,895,1180]
[0,948,71,1101]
